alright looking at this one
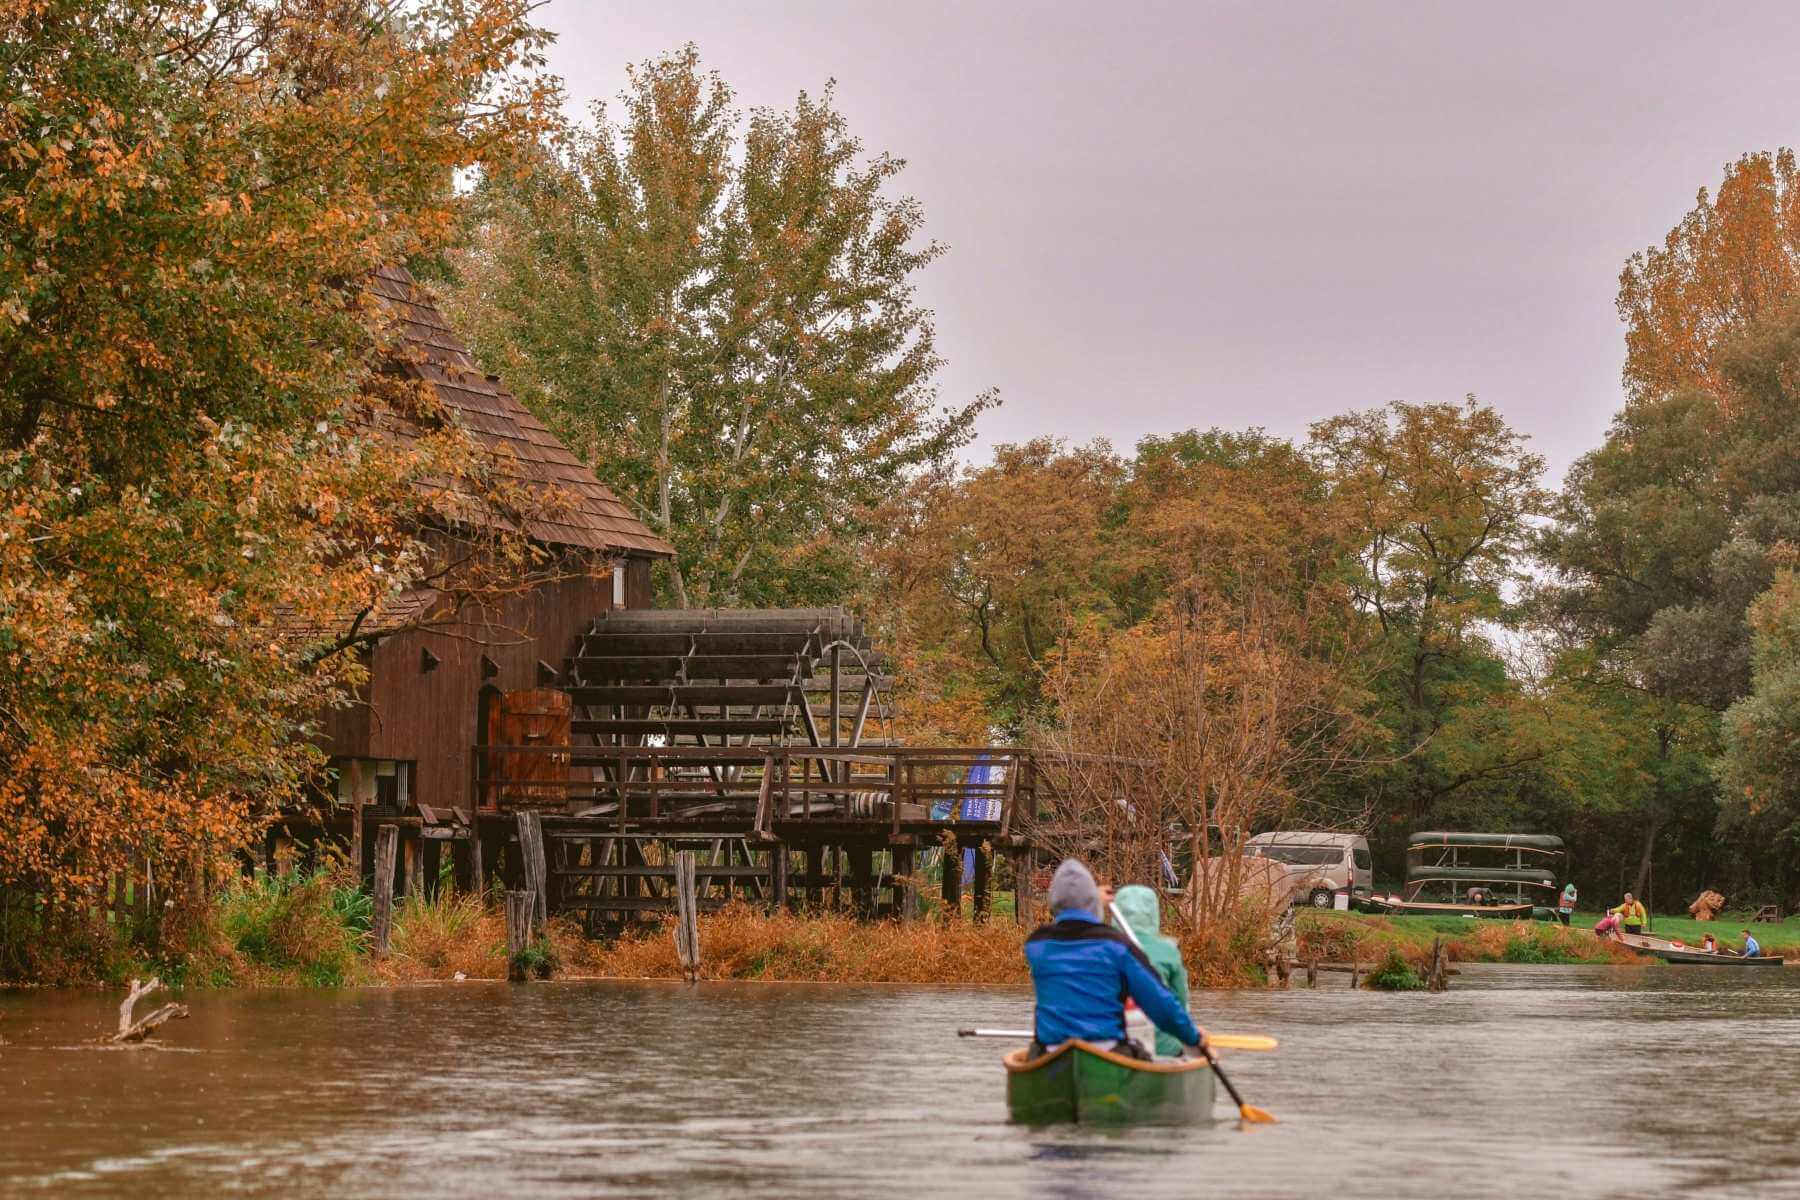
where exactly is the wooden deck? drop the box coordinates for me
[458,744,1043,925]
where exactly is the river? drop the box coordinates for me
[3,963,1798,1198]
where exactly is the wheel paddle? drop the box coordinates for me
[1106,900,1278,1125]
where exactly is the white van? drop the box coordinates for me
[1244,831,1373,908]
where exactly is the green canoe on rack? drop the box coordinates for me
[1003,1041,1217,1125]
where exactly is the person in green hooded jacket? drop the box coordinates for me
[1110,884,1191,1058]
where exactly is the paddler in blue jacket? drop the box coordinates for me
[1024,859,1208,1060]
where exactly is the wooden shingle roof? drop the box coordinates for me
[366,264,673,557]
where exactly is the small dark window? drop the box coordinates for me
[1353,848,1371,871]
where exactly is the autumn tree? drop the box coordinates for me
[1034,536,1376,935]
[1618,149,1800,406]
[446,46,988,608]
[0,0,554,945]
[864,439,1129,739]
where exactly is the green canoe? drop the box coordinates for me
[1003,1041,1217,1125]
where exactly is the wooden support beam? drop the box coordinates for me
[372,824,398,958]
[806,845,824,910]
[403,831,423,901]
[770,845,790,910]
[1012,848,1036,927]
[849,845,873,917]
[848,677,875,749]
[972,843,992,924]
[422,838,442,901]
[893,845,917,924]
[941,837,962,919]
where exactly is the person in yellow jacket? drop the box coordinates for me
[1615,893,1648,933]
[1595,892,1647,936]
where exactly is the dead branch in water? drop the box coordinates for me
[110,977,189,1043]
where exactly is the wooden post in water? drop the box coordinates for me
[516,810,548,927]
[504,889,534,982]
[1427,937,1450,992]
[372,824,398,958]
[673,850,700,984]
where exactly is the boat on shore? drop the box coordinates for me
[1611,930,1783,967]
[1003,1040,1216,1125]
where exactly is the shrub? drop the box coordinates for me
[217,871,366,987]
[1365,947,1425,991]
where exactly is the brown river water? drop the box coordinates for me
[3,963,1799,1198]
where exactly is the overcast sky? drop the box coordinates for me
[544,1,1800,486]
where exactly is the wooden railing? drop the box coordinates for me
[469,744,1038,838]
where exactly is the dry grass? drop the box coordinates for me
[373,892,509,983]
[568,904,1031,983]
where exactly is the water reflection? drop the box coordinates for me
[4,965,1800,1197]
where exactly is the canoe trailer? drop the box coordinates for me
[1362,831,1565,919]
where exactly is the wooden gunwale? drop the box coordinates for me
[1002,1041,1212,1075]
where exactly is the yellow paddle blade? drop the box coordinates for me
[1237,1103,1278,1124]
[1209,1034,1278,1052]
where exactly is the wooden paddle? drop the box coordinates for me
[957,1028,1278,1052]
[1107,900,1278,1125]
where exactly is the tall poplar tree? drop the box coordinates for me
[446,47,989,608]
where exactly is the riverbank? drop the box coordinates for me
[11,869,1797,991]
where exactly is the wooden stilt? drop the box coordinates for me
[673,850,700,983]
[941,837,962,919]
[422,838,443,901]
[504,890,535,982]
[372,824,398,958]
[850,846,874,917]
[893,845,917,924]
[770,845,790,910]
[972,843,992,924]
[1012,849,1036,927]
[403,832,423,901]
[516,810,548,926]
[806,845,824,910]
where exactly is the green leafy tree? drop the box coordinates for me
[1308,398,1551,827]
[447,46,989,607]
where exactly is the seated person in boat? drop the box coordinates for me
[1112,884,1191,1059]
[1024,860,1207,1062]
[1702,933,1719,954]
[1593,893,1647,936]
[1742,929,1761,958]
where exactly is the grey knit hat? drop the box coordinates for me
[1047,859,1101,919]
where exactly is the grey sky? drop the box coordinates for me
[545,2,1800,485]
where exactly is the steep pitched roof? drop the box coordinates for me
[366,264,673,557]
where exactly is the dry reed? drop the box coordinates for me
[567,904,1031,984]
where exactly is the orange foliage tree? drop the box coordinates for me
[1618,149,1800,406]
[1030,442,1377,924]
[0,1,556,935]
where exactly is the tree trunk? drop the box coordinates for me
[1632,814,1661,903]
